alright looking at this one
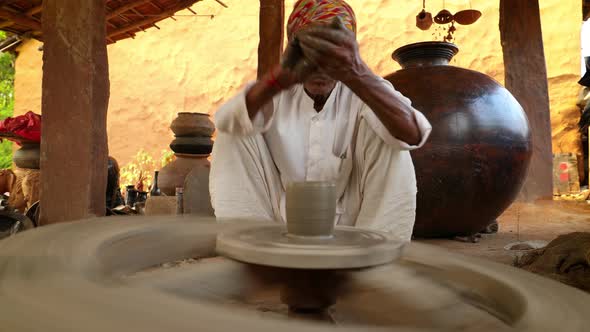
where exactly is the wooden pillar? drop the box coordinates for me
[500,0,553,200]
[258,0,285,79]
[39,0,110,224]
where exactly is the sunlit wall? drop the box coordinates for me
[13,0,582,167]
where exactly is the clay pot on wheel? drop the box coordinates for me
[13,143,40,169]
[170,112,215,137]
[384,42,532,237]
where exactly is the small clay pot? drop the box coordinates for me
[136,191,148,204]
[434,9,453,24]
[13,143,40,169]
[125,186,138,207]
[453,9,481,25]
[170,112,215,137]
[416,9,433,30]
[170,137,213,155]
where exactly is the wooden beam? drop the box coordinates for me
[500,0,553,200]
[0,0,20,7]
[0,20,14,29]
[107,0,198,37]
[40,0,110,224]
[215,0,228,8]
[0,4,42,29]
[107,0,152,19]
[257,0,284,79]
[26,4,42,16]
[148,1,164,11]
[0,7,41,30]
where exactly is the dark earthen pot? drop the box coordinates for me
[170,112,215,137]
[13,143,40,169]
[169,137,213,155]
[384,41,532,237]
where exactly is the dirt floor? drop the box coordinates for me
[419,200,590,265]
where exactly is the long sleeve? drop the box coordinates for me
[358,77,432,150]
[213,83,277,136]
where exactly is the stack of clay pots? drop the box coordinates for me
[158,112,214,215]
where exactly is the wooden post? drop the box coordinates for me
[39,0,110,224]
[257,0,284,79]
[500,0,553,200]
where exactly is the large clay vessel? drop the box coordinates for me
[384,42,532,237]
[158,154,209,196]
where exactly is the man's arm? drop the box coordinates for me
[342,66,421,146]
[298,22,422,146]
[245,65,297,120]
[214,65,298,135]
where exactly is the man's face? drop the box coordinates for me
[303,70,337,96]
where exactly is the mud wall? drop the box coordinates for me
[12,0,582,168]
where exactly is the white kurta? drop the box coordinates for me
[210,76,432,241]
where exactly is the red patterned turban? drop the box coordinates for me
[286,0,357,40]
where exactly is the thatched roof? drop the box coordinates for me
[0,0,206,44]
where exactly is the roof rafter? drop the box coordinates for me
[107,0,199,39]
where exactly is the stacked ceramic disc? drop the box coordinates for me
[169,112,215,155]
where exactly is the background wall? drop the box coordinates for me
[12,0,582,170]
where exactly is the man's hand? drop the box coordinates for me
[265,64,299,92]
[245,64,298,119]
[295,17,421,146]
[281,38,315,83]
[297,17,369,83]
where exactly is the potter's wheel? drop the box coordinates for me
[216,225,404,269]
[0,216,589,332]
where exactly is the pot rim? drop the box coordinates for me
[176,112,210,117]
[392,41,459,67]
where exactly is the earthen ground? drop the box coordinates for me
[420,200,590,265]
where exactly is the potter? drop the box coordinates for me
[210,0,432,241]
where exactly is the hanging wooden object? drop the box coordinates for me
[434,9,453,24]
[416,0,433,30]
[454,9,481,25]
